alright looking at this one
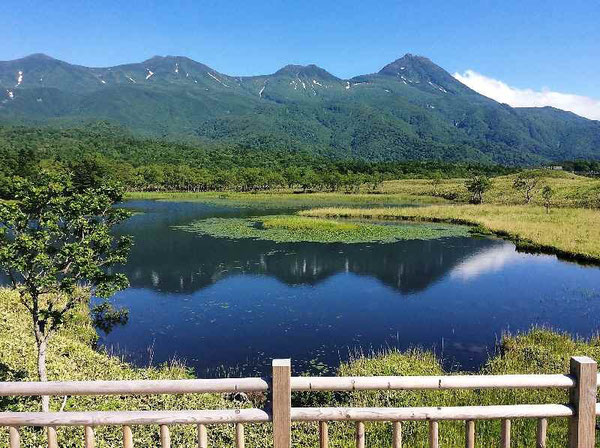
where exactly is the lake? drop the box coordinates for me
[92,200,600,376]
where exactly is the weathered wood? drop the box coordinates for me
[537,418,547,448]
[289,404,572,422]
[392,421,402,448]
[84,426,95,448]
[123,425,133,448]
[235,423,245,448]
[160,425,171,448]
[465,420,475,448]
[290,374,575,391]
[429,421,438,448]
[47,426,58,448]
[319,421,329,448]
[0,378,269,396]
[0,409,270,426]
[197,424,208,448]
[272,359,291,448]
[9,426,20,448]
[500,419,511,448]
[568,356,597,448]
[355,421,365,448]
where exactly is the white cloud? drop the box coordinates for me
[453,70,600,121]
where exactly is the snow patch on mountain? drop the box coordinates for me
[207,72,230,87]
[428,81,447,93]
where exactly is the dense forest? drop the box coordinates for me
[0,123,517,198]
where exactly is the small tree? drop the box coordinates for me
[513,172,541,204]
[0,173,132,411]
[369,172,384,192]
[542,185,554,214]
[465,175,492,204]
[430,171,443,196]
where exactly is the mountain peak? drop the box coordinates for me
[378,53,467,93]
[379,53,438,76]
[274,64,338,80]
[3,53,57,63]
[24,53,56,61]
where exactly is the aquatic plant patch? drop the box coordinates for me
[174,215,470,243]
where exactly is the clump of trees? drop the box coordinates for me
[0,173,132,411]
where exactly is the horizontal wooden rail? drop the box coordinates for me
[1,357,597,448]
[290,374,576,391]
[290,404,574,422]
[0,378,269,396]
[0,409,270,426]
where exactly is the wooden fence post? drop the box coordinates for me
[273,359,291,448]
[568,356,597,448]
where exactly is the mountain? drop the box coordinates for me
[1,53,599,165]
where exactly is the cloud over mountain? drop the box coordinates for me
[453,70,600,121]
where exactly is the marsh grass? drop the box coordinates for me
[175,215,470,244]
[301,204,600,262]
[382,171,600,208]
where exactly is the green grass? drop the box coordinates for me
[174,215,470,244]
[300,204,600,263]
[1,288,598,447]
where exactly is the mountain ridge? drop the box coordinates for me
[1,53,598,165]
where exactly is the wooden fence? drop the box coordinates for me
[0,356,597,447]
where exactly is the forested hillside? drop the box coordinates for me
[1,53,599,165]
[0,123,514,197]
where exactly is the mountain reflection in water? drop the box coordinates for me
[13,200,600,376]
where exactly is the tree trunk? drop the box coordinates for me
[35,329,50,412]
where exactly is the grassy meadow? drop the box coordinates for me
[1,287,599,447]
[127,170,600,209]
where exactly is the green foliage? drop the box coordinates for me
[542,186,554,213]
[91,302,129,334]
[0,173,132,300]
[0,123,518,199]
[465,174,493,204]
[0,173,132,408]
[176,215,469,244]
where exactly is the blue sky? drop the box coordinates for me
[2,0,599,117]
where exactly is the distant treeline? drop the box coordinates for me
[559,160,600,176]
[0,122,518,197]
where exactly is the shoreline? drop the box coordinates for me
[299,205,600,265]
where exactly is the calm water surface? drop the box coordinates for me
[93,200,600,376]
